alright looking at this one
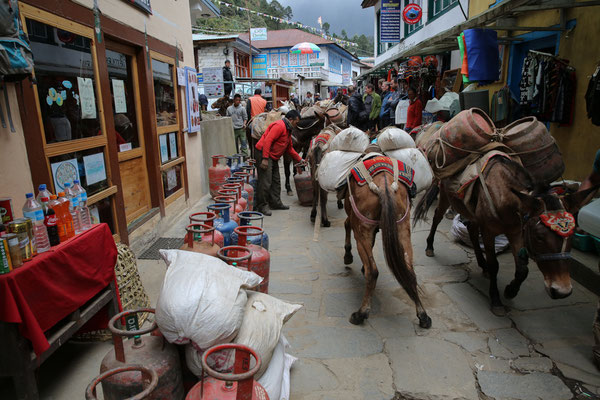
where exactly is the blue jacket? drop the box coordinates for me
[379,91,392,118]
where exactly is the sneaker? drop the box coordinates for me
[270,204,290,210]
[258,207,272,216]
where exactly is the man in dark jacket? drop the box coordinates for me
[347,86,368,131]
[223,60,233,97]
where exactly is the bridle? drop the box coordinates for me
[522,198,573,263]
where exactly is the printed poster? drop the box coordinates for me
[77,77,97,119]
[111,79,127,114]
[89,205,100,224]
[166,168,177,191]
[83,152,107,185]
[250,27,267,41]
[51,158,80,193]
[202,67,224,97]
[185,66,201,133]
[159,134,168,163]
[177,67,186,86]
[169,132,177,159]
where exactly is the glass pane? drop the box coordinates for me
[152,58,177,127]
[158,132,179,164]
[27,19,102,144]
[162,164,183,198]
[49,147,109,196]
[88,197,115,233]
[106,49,140,151]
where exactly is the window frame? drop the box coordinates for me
[427,0,460,24]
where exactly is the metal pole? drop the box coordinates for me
[245,0,254,95]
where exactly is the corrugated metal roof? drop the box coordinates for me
[238,29,333,49]
[192,33,239,41]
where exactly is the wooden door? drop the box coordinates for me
[105,42,152,224]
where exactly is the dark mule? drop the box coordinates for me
[342,158,432,328]
[414,156,596,315]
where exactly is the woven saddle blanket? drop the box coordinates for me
[351,155,414,189]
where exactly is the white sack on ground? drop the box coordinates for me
[329,126,369,152]
[257,336,286,400]
[385,148,434,193]
[234,291,302,379]
[156,250,262,348]
[378,127,415,151]
[317,150,362,192]
[280,352,297,400]
[450,214,509,253]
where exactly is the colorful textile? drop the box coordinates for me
[312,132,331,147]
[351,156,414,188]
[540,211,576,237]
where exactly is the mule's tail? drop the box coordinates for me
[379,178,422,306]
[412,182,439,228]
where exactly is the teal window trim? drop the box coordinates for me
[427,0,459,24]
[405,21,424,37]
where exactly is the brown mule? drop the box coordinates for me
[414,156,597,315]
[343,163,432,328]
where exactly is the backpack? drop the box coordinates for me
[0,0,34,81]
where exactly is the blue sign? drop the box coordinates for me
[252,54,268,78]
[381,1,401,43]
[197,73,203,83]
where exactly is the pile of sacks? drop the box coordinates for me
[251,110,284,140]
[156,250,301,400]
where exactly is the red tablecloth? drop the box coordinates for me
[0,223,117,355]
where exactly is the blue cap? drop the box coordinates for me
[38,184,46,190]
[26,193,33,198]
[73,180,80,184]
[64,182,71,188]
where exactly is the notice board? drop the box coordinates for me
[380,1,401,43]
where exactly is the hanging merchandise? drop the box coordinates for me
[458,33,471,84]
[585,64,600,126]
[403,3,423,25]
[463,29,499,82]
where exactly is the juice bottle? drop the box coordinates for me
[48,195,67,243]
[64,182,82,234]
[57,192,75,239]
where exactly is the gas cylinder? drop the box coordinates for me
[233,172,254,211]
[226,177,250,208]
[208,203,238,246]
[209,155,232,198]
[213,196,241,225]
[217,245,253,274]
[222,183,248,211]
[293,163,313,206]
[217,189,245,214]
[242,165,258,195]
[180,223,220,257]
[235,226,270,293]
[227,155,242,175]
[185,344,268,400]
[230,211,269,250]
[86,365,158,400]
[99,309,185,400]
[189,212,225,247]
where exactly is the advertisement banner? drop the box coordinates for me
[252,54,268,79]
[202,67,224,97]
[380,1,402,43]
[250,27,267,41]
[185,66,201,133]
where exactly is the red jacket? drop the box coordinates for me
[256,119,301,162]
[406,99,423,130]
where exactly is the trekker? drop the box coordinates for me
[246,88,267,118]
[387,78,402,127]
[314,93,321,102]
[226,94,249,156]
[255,110,303,216]
[223,60,233,97]
[379,82,392,128]
[405,86,423,131]
[347,85,368,131]
[363,83,381,132]
[303,91,314,108]
[290,93,300,108]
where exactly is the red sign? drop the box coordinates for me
[0,198,14,225]
[403,4,423,25]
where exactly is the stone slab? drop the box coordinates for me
[290,358,339,395]
[269,280,313,295]
[535,342,600,386]
[493,328,530,357]
[414,264,469,284]
[324,291,381,318]
[368,315,416,338]
[288,326,384,359]
[477,371,572,400]
[442,331,488,353]
[511,357,554,373]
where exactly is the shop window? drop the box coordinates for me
[234,51,250,78]
[158,132,180,164]
[270,53,279,68]
[300,55,308,66]
[289,53,299,66]
[280,52,288,67]
[428,0,459,21]
[162,164,183,198]
[48,147,109,197]
[27,19,102,144]
[106,49,140,151]
[152,58,177,127]
[88,197,115,233]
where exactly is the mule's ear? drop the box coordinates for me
[562,184,600,214]
[512,189,545,216]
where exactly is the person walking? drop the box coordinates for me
[363,83,381,132]
[405,86,423,131]
[255,110,303,215]
[246,88,267,118]
[226,94,249,156]
[347,86,368,131]
[223,60,233,97]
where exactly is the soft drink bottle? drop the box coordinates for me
[64,182,82,234]
[72,180,91,230]
[57,192,75,239]
[48,195,67,243]
[36,184,52,205]
[22,193,51,254]
[41,197,60,246]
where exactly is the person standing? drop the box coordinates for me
[223,60,233,97]
[226,94,249,156]
[314,93,321,102]
[289,93,300,108]
[255,110,303,215]
[387,78,402,127]
[246,88,267,118]
[377,78,385,95]
[347,86,368,131]
[405,87,423,131]
[379,82,392,128]
[363,83,381,132]
[302,91,314,108]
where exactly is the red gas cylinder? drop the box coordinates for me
[185,344,269,400]
[217,245,253,274]
[214,196,241,224]
[235,226,269,293]
[86,365,158,400]
[209,155,232,198]
[180,223,220,257]
[189,212,225,247]
[99,309,185,400]
[293,163,313,206]
[234,172,254,211]
[222,183,248,211]
[218,189,245,214]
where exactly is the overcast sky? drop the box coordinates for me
[276,0,375,38]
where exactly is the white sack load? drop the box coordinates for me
[329,126,369,153]
[234,291,302,379]
[385,148,434,194]
[257,335,287,400]
[377,127,415,151]
[317,150,362,192]
[156,250,262,348]
[280,353,297,400]
[450,214,509,253]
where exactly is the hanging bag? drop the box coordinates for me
[0,0,34,81]
[464,29,499,82]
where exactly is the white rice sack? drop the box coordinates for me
[280,352,297,400]
[378,127,416,152]
[450,214,509,253]
[156,250,262,348]
[234,291,302,379]
[385,148,433,194]
[257,336,286,400]
[317,150,362,192]
[329,126,369,152]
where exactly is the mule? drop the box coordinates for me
[342,157,432,328]
[414,156,597,315]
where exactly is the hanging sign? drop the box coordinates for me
[403,3,423,25]
[250,27,267,41]
[380,1,401,43]
[185,66,201,133]
[121,0,152,14]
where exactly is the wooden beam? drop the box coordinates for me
[488,25,564,31]
[513,0,600,11]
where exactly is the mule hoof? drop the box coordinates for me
[418,313,432,329]
[310,216,316,223]
[361,266,365,276]
[337,200,344,209]
[491,305,507,317]
[321,220,331,228]
[287,190,293,196]
[349,311,367,325]
[310,210,316,222]
[504,284,519,299]
[425,248,435,257]
[344,254,353,265]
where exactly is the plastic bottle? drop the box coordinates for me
[64,182,82,234]
[57,192,75,239]
[41,197,60,247]
[22,193,50,254]
[72,180,91,230]
[36,184,52,205]
[48,195,67,243]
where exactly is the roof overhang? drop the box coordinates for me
[361,0,379,8]
[189,0,220,19]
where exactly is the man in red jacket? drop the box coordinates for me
[255,110,303,215]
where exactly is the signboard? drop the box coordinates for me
[342,72,351,85]
[202,67,224,97]
[121,0,152,14]
[310,62,325,67]
[380,1,401,43]
[403,3,423,24]
[252,54,268,79]
[185,67,201,133]
[250,27,267,41]
[177,67,186,86]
